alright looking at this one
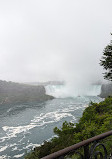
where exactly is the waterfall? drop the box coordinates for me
[45,84,101,98]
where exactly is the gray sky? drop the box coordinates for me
[0,0,112,83]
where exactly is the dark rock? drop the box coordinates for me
[0,80,54,105]
[99,83,112,98]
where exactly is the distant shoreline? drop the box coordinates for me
[0,80,54,106]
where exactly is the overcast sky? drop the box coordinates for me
[0,0,112,83]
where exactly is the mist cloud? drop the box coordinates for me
[0,0,112,84]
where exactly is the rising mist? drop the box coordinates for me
[0,0,112,93]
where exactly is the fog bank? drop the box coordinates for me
[0,0,112,90]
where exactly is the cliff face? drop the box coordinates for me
[99,83,112,98]
[0,80,54,105]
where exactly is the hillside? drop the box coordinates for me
[0,80,54,105]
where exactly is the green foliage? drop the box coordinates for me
[25,97,112,159]
[100,34,112,81]
[25,150,39,159]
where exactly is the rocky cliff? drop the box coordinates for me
[0,80,54,105]
[99,83,112,98]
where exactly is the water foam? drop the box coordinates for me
[2,107,76,143]
[2,124,37,139]
[0,155,10,159]
[0,145,8,152]
[25,143,40,149]
[31,111,74,124]
[13,153,24,158]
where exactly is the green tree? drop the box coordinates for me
[100,34,112,80]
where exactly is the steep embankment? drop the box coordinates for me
[0,80,54,105]
[99,83,112,98]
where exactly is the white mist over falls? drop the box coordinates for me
[45,84,101,98]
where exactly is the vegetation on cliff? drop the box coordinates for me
[100,34,112,81]
[25,97,112,158]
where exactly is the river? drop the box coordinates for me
[0,85,103,159]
